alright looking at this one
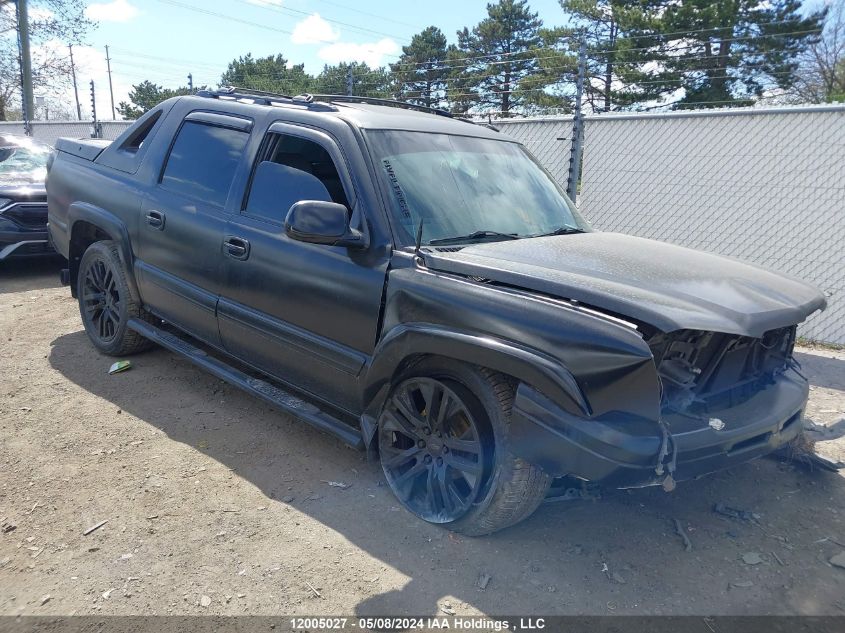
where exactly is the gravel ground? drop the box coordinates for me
[1,257,844,617]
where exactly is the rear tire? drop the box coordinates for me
[378,359,552,536]
[77,240,152,356]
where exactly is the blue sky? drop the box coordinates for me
[66,0,567,118]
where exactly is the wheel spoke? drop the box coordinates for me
[444,436,481,455]
[381,410,418,440]
[436,467,456,514]
[429,388,452,429]
[83,301,102,315]
[425,467,438,513]
[103,268,114,294]
[382,445,422,469]
[393,391,422,428]
[393,458,427,490]
[443,452,482,477]
[106,309,118,336]
[92,262,105,288]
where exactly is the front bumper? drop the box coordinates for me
[0,229,52,260]
[510,370,807,488]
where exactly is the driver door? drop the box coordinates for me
[217,123,389,412]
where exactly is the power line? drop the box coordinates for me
[231,0,411,43]
[589,27,823,56]
[151,0,403,57]
[315,0,420,30]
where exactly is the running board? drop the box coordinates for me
[127,318,364,449]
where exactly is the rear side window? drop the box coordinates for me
[160,121,249,207]
[243,133,350,222]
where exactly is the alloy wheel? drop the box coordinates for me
[81,257,121,343]
[379,377,488,523]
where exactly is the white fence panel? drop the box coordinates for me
[0,120,133,145]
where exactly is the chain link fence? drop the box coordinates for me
[498,104,845,345]
[0,120,132,144]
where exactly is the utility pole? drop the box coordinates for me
[187,73,193,93]
[16,0,34,130]
[105,45,116,120]
[69,44,82,120]
[346,66,353,96]
[89,80,101,138]
[566,36,587,202]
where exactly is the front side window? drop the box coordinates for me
[243,133,350,222]
[366,130,589,246]
[160,121,249,207]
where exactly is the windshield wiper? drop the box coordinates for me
[428,230,521,246]
[530,226,585,238]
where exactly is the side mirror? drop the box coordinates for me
[284,200,366,248]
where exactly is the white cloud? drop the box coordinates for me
[85,0,140,23]
[292,13,340,45]
[317,38,400,67]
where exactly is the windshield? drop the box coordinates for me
[0,137,50,185]
[366,130,588,246]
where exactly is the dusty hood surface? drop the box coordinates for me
[423,232,826,337]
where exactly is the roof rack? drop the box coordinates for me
[309,94,453,118]
[196,86,454,118]
[195,87,336,111]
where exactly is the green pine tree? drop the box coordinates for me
[392,27,450,108]
[558,0,662,111]
[453,0,544,116]
[645,0,828,108]
[117,81,193,119]
[313,62,392,99]
[220,54,314,96]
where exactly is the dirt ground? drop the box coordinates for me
[1,257,844,617]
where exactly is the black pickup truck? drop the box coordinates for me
[46,89,826,535]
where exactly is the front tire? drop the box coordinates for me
[77,240,152,356]
[378,360,552,536]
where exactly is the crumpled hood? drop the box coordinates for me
[423,232,826,337]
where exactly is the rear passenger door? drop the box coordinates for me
[217,122,389,412]
[135,112,251,346]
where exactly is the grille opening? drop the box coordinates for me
[2,203,48,229]
[729,432,772,455]
[650,326,796,413]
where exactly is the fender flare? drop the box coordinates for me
[68,202,140,301]
[361,324,592,430]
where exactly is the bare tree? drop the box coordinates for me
[0,0,94,120]
[791,0,845,103]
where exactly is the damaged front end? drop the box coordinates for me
[646,326,806,487]
[510,324,808,490]
[649,326,798,414]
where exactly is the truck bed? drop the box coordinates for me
[54,137,111,161]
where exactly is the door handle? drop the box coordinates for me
[223,236,250,260]
[146,210,165,230]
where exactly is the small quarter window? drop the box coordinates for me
[244,133,349,222]
[119,110,162,154]
[161,121,249,207]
